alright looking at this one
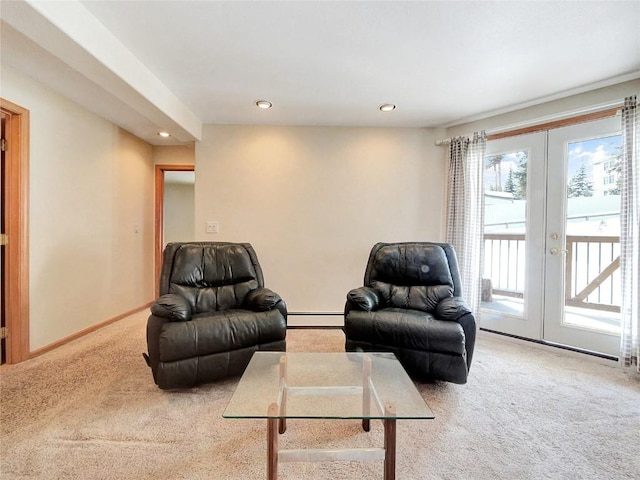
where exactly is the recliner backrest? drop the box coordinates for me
[159,242,264,313]
[365,242,460,312]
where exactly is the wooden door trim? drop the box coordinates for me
[154,164,194,295]
[1,98,30,363]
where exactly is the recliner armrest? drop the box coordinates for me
[150,294,192,322]
[244,287,282,311]
[347,286,381,311]
[435,296,471,321]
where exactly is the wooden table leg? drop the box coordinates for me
[362,355,371,432]
[279,356,287,434]
[267,402,279,480]
[383,404,396,480]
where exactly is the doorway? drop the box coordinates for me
[154,164,194,294]
[0,98,30,364]
[481,115,622,356]
[1,110,6,363]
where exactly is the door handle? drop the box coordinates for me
[550,247,567,255]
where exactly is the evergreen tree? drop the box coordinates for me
[567,163,594,198]
[512,153,527,200]
[606,146,622,195]
[485,154,503,191]
[504,168,516,196]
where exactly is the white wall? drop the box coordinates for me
[153,144,195,166]
[164,182,195,244]
[195,125,446,324]
[1,66,155,351]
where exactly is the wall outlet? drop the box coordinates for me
[206,221,219,234]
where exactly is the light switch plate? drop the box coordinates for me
[206,221,219,234]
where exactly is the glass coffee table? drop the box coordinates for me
[223,352,434,479]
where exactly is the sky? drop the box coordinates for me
[567,134,621,177]
[484,133,622,191]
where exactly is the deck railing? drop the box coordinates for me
[483,233,621,312]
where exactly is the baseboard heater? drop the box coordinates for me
[287,312,343,328]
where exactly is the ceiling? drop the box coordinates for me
[1,1,639,145]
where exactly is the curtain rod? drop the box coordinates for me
[435,131,489,147]
[434,100,624,147]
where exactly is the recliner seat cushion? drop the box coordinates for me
[345,307,466,356]
[170,282,259,313]
[159,309,286,363]
[371,281,453,312]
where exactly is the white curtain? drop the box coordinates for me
[620,95,639,372]
[445,131,486,314]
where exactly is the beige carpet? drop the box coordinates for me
[1,310,639,479]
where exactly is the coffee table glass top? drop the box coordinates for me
[223,352,434,420]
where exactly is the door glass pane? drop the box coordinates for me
[482,150,528,318]
[563,134,622,334]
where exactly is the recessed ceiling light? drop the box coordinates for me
[379,104,396,112]
[255,100,273,109]
[158,131,171,138]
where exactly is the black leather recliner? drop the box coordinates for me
[343,242,476,384]
[145,242,287,389]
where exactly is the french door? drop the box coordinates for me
[544,117,622,355]
[481,116,622,356]
[481,131,546,340]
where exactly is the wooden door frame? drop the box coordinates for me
[1,98,30,364]
[154,164,194,295]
